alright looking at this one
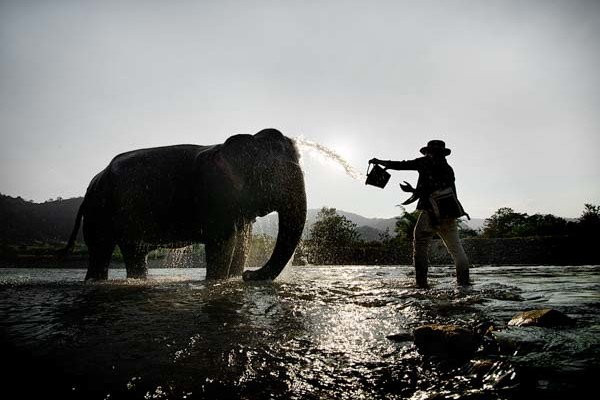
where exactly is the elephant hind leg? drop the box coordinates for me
[120,243,149,279]
[229,222,252,277]
[85,243,115,281]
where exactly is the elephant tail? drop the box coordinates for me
[57,198,86,259]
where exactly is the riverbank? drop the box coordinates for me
[2,236,598,268]
[300,236,600,266]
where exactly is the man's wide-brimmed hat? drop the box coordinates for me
[420,140,451,156]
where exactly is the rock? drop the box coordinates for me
[386,331,413,342]
[507,308,574,327]
[491,329,546,355]
[413,324,479,359]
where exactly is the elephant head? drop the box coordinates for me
[211,128,307,281]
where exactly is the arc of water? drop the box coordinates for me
[293,137,363,181]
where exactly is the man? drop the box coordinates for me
[370,140,470,288]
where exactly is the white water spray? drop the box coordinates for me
[293,137,363,181]
[161,245,195,268]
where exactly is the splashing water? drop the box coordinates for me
[161,245,196,268]
[293,137,363,181]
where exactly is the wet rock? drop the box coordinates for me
[413,324,479,359]
[508,308,574,327]
[386,331,413,342]
[490,328,548,355]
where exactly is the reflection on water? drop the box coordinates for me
[0,265,598,399]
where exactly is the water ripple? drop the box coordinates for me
[0,265,598,399]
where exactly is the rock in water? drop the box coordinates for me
[413,324,479,359]
[386,331,413,342]
[507,308,574,327]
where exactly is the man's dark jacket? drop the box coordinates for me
[384,156,456,211]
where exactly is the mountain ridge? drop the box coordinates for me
[253,208,485,240]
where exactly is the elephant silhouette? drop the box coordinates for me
[62,129,306,281]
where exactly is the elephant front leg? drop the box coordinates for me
[205,234,237,280]
[229,222,252,277]
[120,243,149,279]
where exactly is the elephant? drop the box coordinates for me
[62,128,307,281]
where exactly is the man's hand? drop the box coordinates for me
[369,158,382,165]
[400,181,415,193]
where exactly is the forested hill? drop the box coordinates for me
[1,193,487,245]
[0,194,83,244]
[0,194,403,244]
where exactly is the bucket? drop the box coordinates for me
[365,163,391,188]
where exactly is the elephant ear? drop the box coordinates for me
[222,134,264,177]
[214,150,245,192]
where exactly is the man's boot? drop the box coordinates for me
[415,265,429,288]
[457,268,471,286]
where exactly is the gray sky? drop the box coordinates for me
[1,0,599,218]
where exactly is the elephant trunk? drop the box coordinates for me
[243,167,306,281]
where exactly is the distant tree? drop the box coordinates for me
[581,203,600,220]
[309,207,360,246]
[483,207,570,238]
[378,227,392,243]
[482,207,528,238]
[579,203,600,236]
[304,207,361,263]
[394,207,420,243]
[518,213,568,237]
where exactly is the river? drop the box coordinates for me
[1,265,598,399]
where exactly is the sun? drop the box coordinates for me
[329,141,356,161]
[325,134,358,162]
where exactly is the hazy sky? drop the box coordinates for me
[1,0,599,219]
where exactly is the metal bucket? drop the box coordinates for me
[365,163,391,188]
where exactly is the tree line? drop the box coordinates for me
[300,204,600,264]
[1,192,598,265]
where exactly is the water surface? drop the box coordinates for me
[1,265,598,399]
